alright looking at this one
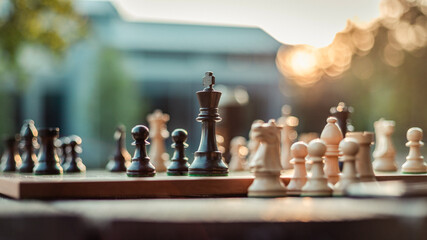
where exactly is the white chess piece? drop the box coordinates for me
[301,139,333,197]
[287,141,308,196]
[346,131,376,182]
[298,132,319,172]
[334,138,359,195]
[401,127,427,174]
[248,119,286,197]
[277,105,299,170]
[247,120,264,171]
[320,117,343,185]
[147,110,170,172]
[373,118,397,171]
[229,136,248,171]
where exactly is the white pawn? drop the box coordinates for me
[346,131,376,182]
[334,138,359,195]
[298,132,319,172]
[301,139,332,197]
[287,141,308,196]
[320,117,343,185]
[248,119,286,197]
[401,127,427,174]
[229,136,248,171]
[372,118,397,171]
[147,109,170,172]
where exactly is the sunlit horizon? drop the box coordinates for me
[112,0,381,48]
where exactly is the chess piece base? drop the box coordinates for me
[287,178,307,193]
[64,161,86,173]
[34,163,62,175]
[167,161,190,176]
[301,179,332,197]
[19,153,37,173]
[127,172,156,177]
[19,162,35,173]
[126,160,156,177]
[247,172,286,197]
[189,151,228,176]
[167,171,188,176]
[106,160,127,172]
[373,158,398,172]
[334,178,358,194]
[401,160,427,174]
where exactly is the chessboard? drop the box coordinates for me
[0,170,426,200]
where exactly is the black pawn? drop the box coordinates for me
[167,129,190,176]
[127,125,155,177]
[106,125,131,172]
[189,72,228,176]
[18,120,38,173]
[56,137,70,166]
[34,128,63,175]
[1,135,21,172]
[64,135,86,173]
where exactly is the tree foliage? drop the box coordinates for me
[0,0,87,83]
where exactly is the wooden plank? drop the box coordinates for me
[0,171,426,199]
[0,173,21,199]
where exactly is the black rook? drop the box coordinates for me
[34,128,63,175]
[189,72,228,176]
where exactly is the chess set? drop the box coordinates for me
[0,72,426,200]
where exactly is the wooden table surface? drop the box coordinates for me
[1,196,427,240]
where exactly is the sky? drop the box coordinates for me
[112,0,382,47]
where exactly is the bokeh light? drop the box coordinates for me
[276,0,427,87]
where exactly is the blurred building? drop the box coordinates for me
[15,1,289,167]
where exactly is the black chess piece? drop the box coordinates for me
[64,135,86,173]
[330,102,354,136]
[34,128,63,175]
[167,129,190,176]
[126,125,156,177]
[56,137,70,166]
[330,102,354,171]
[106,125,131,172]
[18,120,38,173]
[189,72,228,176]
[1,135,21,172]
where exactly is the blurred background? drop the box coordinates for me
[0,0,426,168]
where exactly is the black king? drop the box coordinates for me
[189,72,228,176]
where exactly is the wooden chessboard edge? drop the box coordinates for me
[0,172,426,200]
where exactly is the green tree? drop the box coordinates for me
[0,0,86,135]
[89,47,145,162]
